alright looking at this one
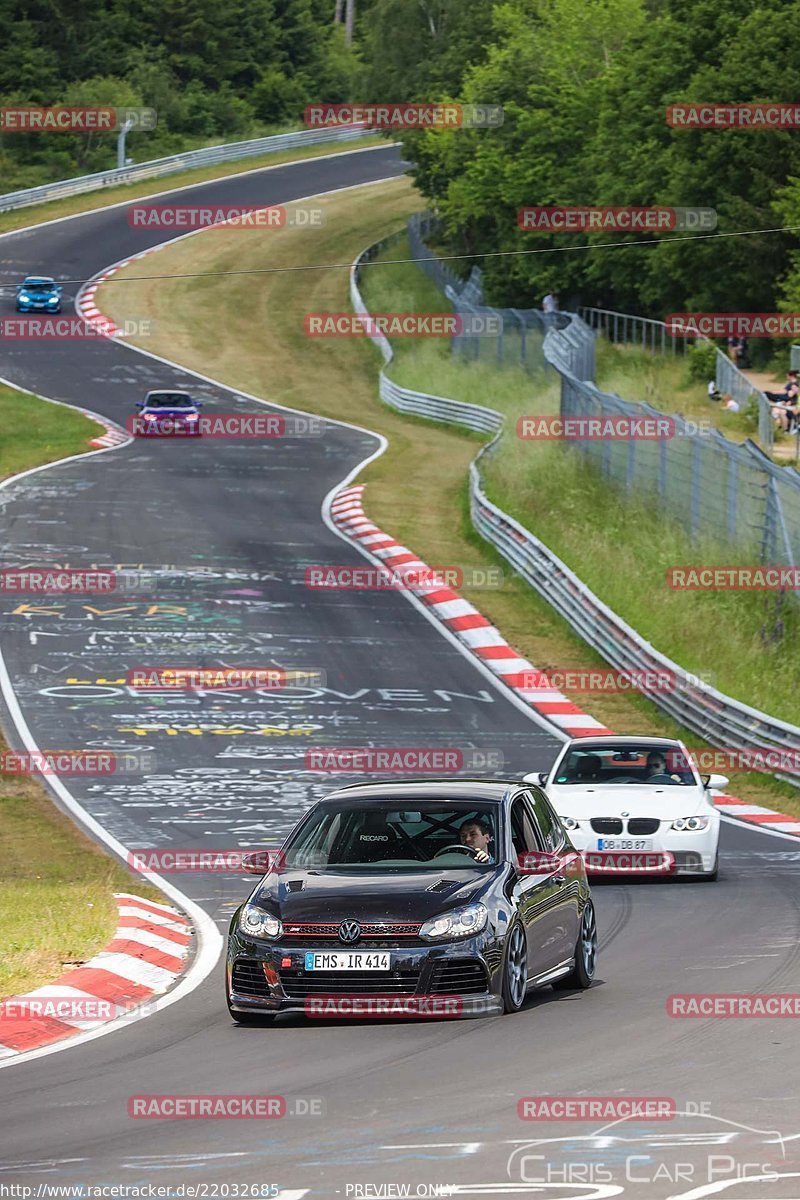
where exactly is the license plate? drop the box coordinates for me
[304,951,390,971]
[597,838,653,851]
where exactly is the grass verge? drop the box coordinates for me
[98,180,800,819]
[0,386,164,1000]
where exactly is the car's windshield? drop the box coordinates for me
[283,802,500,871]
[23,281,56,293]
[146,394,194,408]
[553,744,696,786]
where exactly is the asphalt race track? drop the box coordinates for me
[1,144,799,1199]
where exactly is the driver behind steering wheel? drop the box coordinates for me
[459,817,494,864]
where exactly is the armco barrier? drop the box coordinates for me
[350,232,800,787]
[350,236,502,435]
[0,124,371,213]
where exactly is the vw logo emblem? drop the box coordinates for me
[338,920,361,944]
[621,811,630,817]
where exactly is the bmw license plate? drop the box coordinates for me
[304,951,390,971]
[597,838,653,851]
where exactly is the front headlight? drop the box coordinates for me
[419,902,487,941]
[48,296,59,304]
[239,902,282,939]
[671,816,710,831]
[18,293,30,302]
[560,815,579,830]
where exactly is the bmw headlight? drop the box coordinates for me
[18,293,30,303]
[47,296,59,304]
[671,816,710,831]
[239,902,282,939]
[560,815,579,830]
[419,902,487,941]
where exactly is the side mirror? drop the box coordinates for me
[15,285,21,293]
[135,401,145,409]
[56,285,63,293]
[704,773,729,791]
[522,771,548,786]
[241,849,283,875]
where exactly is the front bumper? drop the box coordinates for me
[568,827,718,875]
[226,930,505,1019]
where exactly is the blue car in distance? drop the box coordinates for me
[134,390,203,436]
[16,276,63,313]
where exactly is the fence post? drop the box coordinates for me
[690,438,702,537]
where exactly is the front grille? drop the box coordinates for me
[280,969,420,998]
[590,818,623,834]
[282,922,421,940]
[627,818,660,835]
[429,959,488,995]
[232,958,270,998]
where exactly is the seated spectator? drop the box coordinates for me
[722,396,740,412]
[773,395,799,433]
[765,369,799,404]
[707,380,722,402]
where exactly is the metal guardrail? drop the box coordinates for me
[581,305,774,450]
[350,236,502,435]
[0,124,371,213]
[350,229,800,785]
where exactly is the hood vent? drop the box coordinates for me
[285,878,305,893]
[426,878,457,893]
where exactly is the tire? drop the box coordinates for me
[227,998,275,1025]
[553,901,597,991]
[501,922,528,1013]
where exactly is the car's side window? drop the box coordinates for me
[525,787,564,853]
[510,796,543,854]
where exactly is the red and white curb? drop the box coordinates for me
[76,243,161,338]
[0,893,192,1058]
[89,420,129,448]
[330,484,612,739]
[329,484,800,839]
[712,793,800,836]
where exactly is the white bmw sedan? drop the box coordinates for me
[526,736,727,880]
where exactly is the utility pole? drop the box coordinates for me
[345,0,355,45]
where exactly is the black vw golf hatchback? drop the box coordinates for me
[226,779,597,1022]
